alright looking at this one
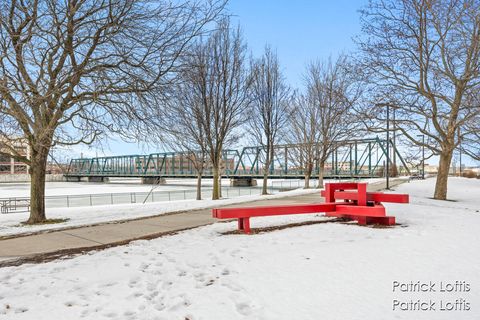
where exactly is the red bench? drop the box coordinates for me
[212,182,409,234]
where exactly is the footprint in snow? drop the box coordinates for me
[14,307,28,314]
[161,281,173,290]
[186,261,201,269]
[205,279,215,286]
[138,262,150,272]
[128,277,140,288]
[145,290,160,301]
[123,310,135,316]
[100,281,117,288]
[193,271,206,283]
[80,309,90,318]
[221,280,243,292]
[165,256,176,263]
[103,311,118,318]
[151,269,163,276]
[221,269,230,276]
[154,301,166,311]
[52,266,66,273]
[235,302,253,316]
[230,249,241,257]
[146,279,161,292]
[178,270,187,277]
[130,291,143,298]
[167,295,191,311]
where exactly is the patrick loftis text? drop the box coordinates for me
[392,281,470,292]
[392,298,470,311]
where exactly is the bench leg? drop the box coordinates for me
[238,218,244,231]
[243,217,250,234]
[366,216,396,226]
[357,216,367,225]
[237,217,251,234]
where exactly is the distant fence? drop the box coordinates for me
[270,179,318,190]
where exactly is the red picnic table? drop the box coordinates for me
[212,182,409,234]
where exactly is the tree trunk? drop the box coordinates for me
[262,143,273,195]
[434,149,453,200]
[212,166,220,200]
[262,173,268,195]
[196,172,202,200]
[304,174,310,189]
[26,150,49,224]
[304,161,313,188]
[317,160,325,188]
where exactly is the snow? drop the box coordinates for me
[0,188,319,237]
[1,177,479,319]
[0,179,223,198]
[0,178,307,198]
[0,178,380,237]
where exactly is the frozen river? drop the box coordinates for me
[0,178,307,209]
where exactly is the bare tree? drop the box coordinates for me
[178,18,251,200]
[356,0,480,200]
[285,56,360,189]
[285,92,321,188]
[247,46,290,195]
[459,93,480,161]
[160,73,208,200]
[0,0,225,223]
[461,125,480,162]
[304,56,360,187]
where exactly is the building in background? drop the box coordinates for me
[0,139,30,175]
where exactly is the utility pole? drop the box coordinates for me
[375,103,391,189]
[458,128,462,176]
[421,136,425,179]
[386,104,390,189]
[417,134,425,179]
[392,106,396,176]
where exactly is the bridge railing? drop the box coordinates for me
[65,137,410,178]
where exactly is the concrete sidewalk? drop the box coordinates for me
[0,179,406,267]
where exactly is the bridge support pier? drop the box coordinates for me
[230,177,257,187]
[141,177,166,185]
[66,176,81,182]
[88,176,109,183]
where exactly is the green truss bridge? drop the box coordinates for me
[65,137,410,182]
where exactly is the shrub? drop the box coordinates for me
[462,170,476,178]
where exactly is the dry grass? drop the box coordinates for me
[221,218,343,235]
[20,218,70,226]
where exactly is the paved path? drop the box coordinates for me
[0,179,406,266]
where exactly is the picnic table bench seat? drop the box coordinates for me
[212,182,409,234]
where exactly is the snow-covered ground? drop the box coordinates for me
[0,188,319,237]
[0,177,479,319]
[0,178,375,237]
